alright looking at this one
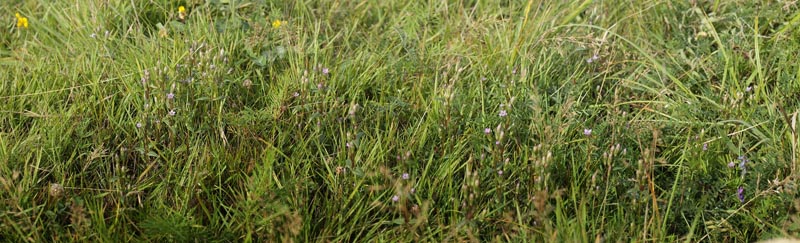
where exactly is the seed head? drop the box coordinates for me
[49,183,64,198]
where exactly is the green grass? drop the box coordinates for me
[2,0,800,242]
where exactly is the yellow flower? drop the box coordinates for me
[178,6,186,20]
[15,13,29,29]
[272,20,283,29]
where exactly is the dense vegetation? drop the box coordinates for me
[1,0,799,242]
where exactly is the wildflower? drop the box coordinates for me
[484,128,491,134]
[346,142,352,148]
[242,79,252,88]
[702,143,708,151]
[499,110,507,117]
[15,13,29,29]
[738,155,748,170]
[402,173,409,180]
[392,195,399,202]
[737,186,745,203]
[410,188,415,194]
[481,77,487,81]
[727,161,735,168]
[90,33,97,38]
[746,86,752,92]
[272,20,283,29]
[583,128,592,136]
[322,68,329,75]
[168,110,176,116]
[178,6,186,20]
[293,92,299,97]
[317,83,323,89]
[498,170,503,176]
[136,122,142,128]
[495,140,501,145]
[738,155,748,176]
[167,92,175,100]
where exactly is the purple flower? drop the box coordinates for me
[495,140,501,145]
[499,110,507,117]
[583,129,592,136]
[497,170,503,176]
[392,195,399,202]
[293,92,300,97]
[592,54,599,61]
[746,86,752,92]
[322,68,329,74]
[136,122,142,128]
[484,128,491,134]
[410,188,415,194]
[317,83,323,89]
[167,92,175,100]
[738,155,748,171]
[168,110,176,116]
[702,143,708,151]
[728,161,735,168]
[737,186,745,203]
[401,173,409,180]
[346,142,352,148]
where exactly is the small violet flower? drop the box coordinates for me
[322,68,329,75]
[168,110,176,116]
[484,128,491,134]
[401,173,409,180]
[737,186,745,203]
[167,92,175,100]
[499,110,507,117]
[136,122,142,128]
[498,170,503,176]
[702,143,708,151]
[392,195,400,202]
[738,155,748,170]
[583,129,592,136]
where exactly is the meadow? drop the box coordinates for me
[1,0,800,242]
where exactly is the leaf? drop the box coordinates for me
[391,218,405,225]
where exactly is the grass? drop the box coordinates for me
[1,0,800,242]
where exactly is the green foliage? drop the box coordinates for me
[1,0,799,242]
